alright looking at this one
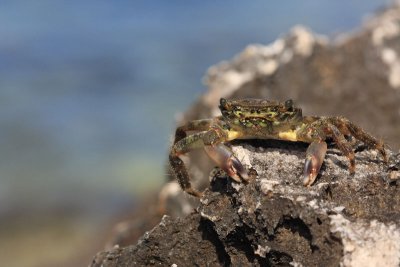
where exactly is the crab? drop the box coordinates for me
[169,98,387,197]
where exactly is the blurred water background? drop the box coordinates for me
[0,1,390,266]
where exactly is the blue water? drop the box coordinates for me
[0,1,389,217]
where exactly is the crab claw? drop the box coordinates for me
[303,141,327,186]
[204,144,249,182]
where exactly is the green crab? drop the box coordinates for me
[169,98,387,197]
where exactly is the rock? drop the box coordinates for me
[92,141,400,266]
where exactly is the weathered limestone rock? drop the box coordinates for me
[92,141,400,266]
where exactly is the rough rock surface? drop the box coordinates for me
[91,3,400,267]
[92,141,400,266]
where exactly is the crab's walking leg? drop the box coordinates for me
[328,124,356,173]
[174,119,215,143]
[170,131,211,197]
[169,119,218,197]
[169,155,203,197]
[332,117,387,162]
[303,141,327,186]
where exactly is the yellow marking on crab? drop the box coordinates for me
[227,130,243,141]
[278,129,299,141]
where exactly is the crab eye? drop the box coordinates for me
[220,98,227,107]
[221,110,230,117]
[285,99,294,111]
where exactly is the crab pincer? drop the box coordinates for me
[204,144,249,182]
[303,141,327,186]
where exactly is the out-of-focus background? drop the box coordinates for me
[0,1,390,266]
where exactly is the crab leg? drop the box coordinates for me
[303,141,327,186]
[170,126,240,197]
[173,119,214,143]
[204,144,249,182]
[170,130,214,198]
[331,117,387,162]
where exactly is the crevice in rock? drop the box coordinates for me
[274,216,318,252]
[209,172,236,197]
[225,224,268,265]
[266,250,293,266]
[199,218,231,266]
